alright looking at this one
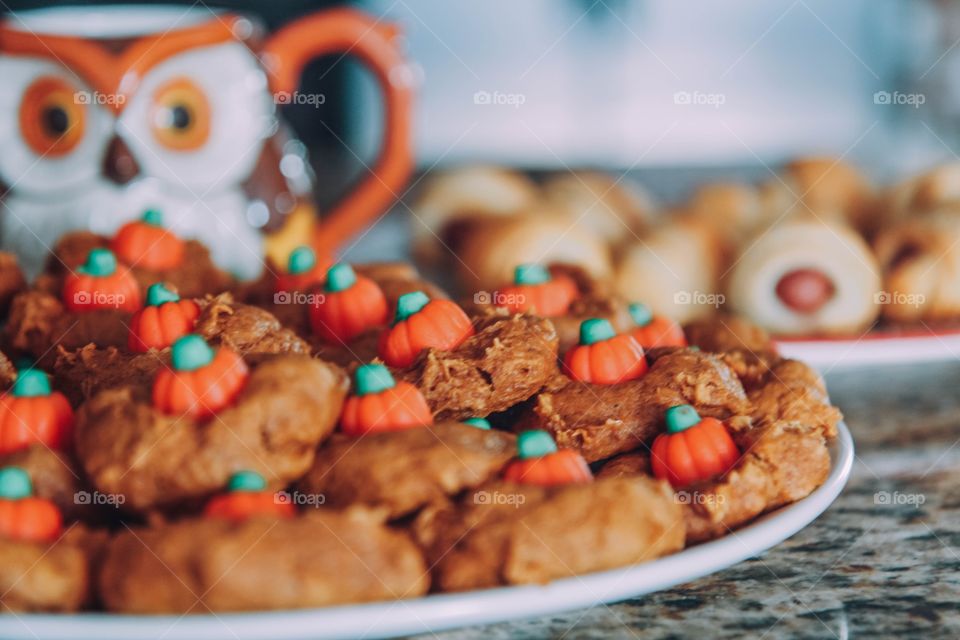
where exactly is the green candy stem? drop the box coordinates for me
[628,303,653,328]
[462,417,491,430]
[227,470,266,493]
[394,291,430,324]
[514,264,550,286]
[0,467,32,500]
[325,264,357,293]
[78,248,117,277]
[517,430,557,460]
[579,318,616,346]
[665,404,702,434]
[288,246,317,275]
[171,334,214,372]
[142,209,164,226]
[11,369,51,398]
[146,282,180,306]
[354,364,396,396]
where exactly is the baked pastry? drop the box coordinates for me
[725,218,881,335]
[299,422,516,519]
[413,476,684,591]
[456,213,612,294]
[99,509,428,613]
[0,251,26,320]
[875,163,960,229]
[614,216,725,324]
[411,165,539,265]
[541,171,652,246]
[684,182,766,241]
[75,337,346,514]
[873,207,960,323]
[520,348,749,462]
[758,157,873,230]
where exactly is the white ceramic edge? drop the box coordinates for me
[0,423,853,640]
[775,333,960,370]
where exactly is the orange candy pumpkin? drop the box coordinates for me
[204,471,295,522]
[502,430,593,487]
[0,467,62,543]
[63,248,142,313]
[128,283,201,352]
[309,264,388,344]
[379,291,474,368]
[494,264,578,317]
[564,318,647,385]
[153,335,249,420]
[274,246,331,293]
[628,303,686,349]
[111,209,185,271]
[0,369,74,455]
[340,364,433,436]
[651,405,740,488]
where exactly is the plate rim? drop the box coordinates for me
[0,422,855,640]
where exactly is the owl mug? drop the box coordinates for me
[0,5,413,278]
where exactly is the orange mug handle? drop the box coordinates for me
[262,8,414,256]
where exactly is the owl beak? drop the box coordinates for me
[102,136,140,186]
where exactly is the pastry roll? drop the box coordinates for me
[541,171,653,246]
[758,157,872,230]
[876,163,960,228]
[725,218,881,335]
[614,216,724,324]
[456,213,611,293]
[874,207,960,322]
[685,182,766,240]
[410,166,538,265]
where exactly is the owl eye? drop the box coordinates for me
[19,76,86,157]
[150,77,211,152]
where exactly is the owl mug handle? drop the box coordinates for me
[262,8,413,256]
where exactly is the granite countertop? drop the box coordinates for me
[407,361,960,639]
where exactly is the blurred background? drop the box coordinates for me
[5,0,958,192]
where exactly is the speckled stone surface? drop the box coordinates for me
[405,361,960,639]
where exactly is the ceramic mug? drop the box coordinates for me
[0,5,413,277]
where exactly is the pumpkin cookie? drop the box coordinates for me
[75,337,347,513]
[413,476,684,592]
[52,292,310,405]
[0,467,105,612]
[299,421,516,519]
[520,347,749,462]
[683,314,779,389]
[394,306,561,422]
[40,219,231,299]
[99,509,428,613]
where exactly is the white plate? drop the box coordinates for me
[775,329,960,370]
[1,423,854,640]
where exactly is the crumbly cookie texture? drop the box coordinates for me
[75,356,347,513]
[99,510,428,613]
[398,312,560,421]
[413,476,685,591]
[300,423,516,519]
[521,349,750,462]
